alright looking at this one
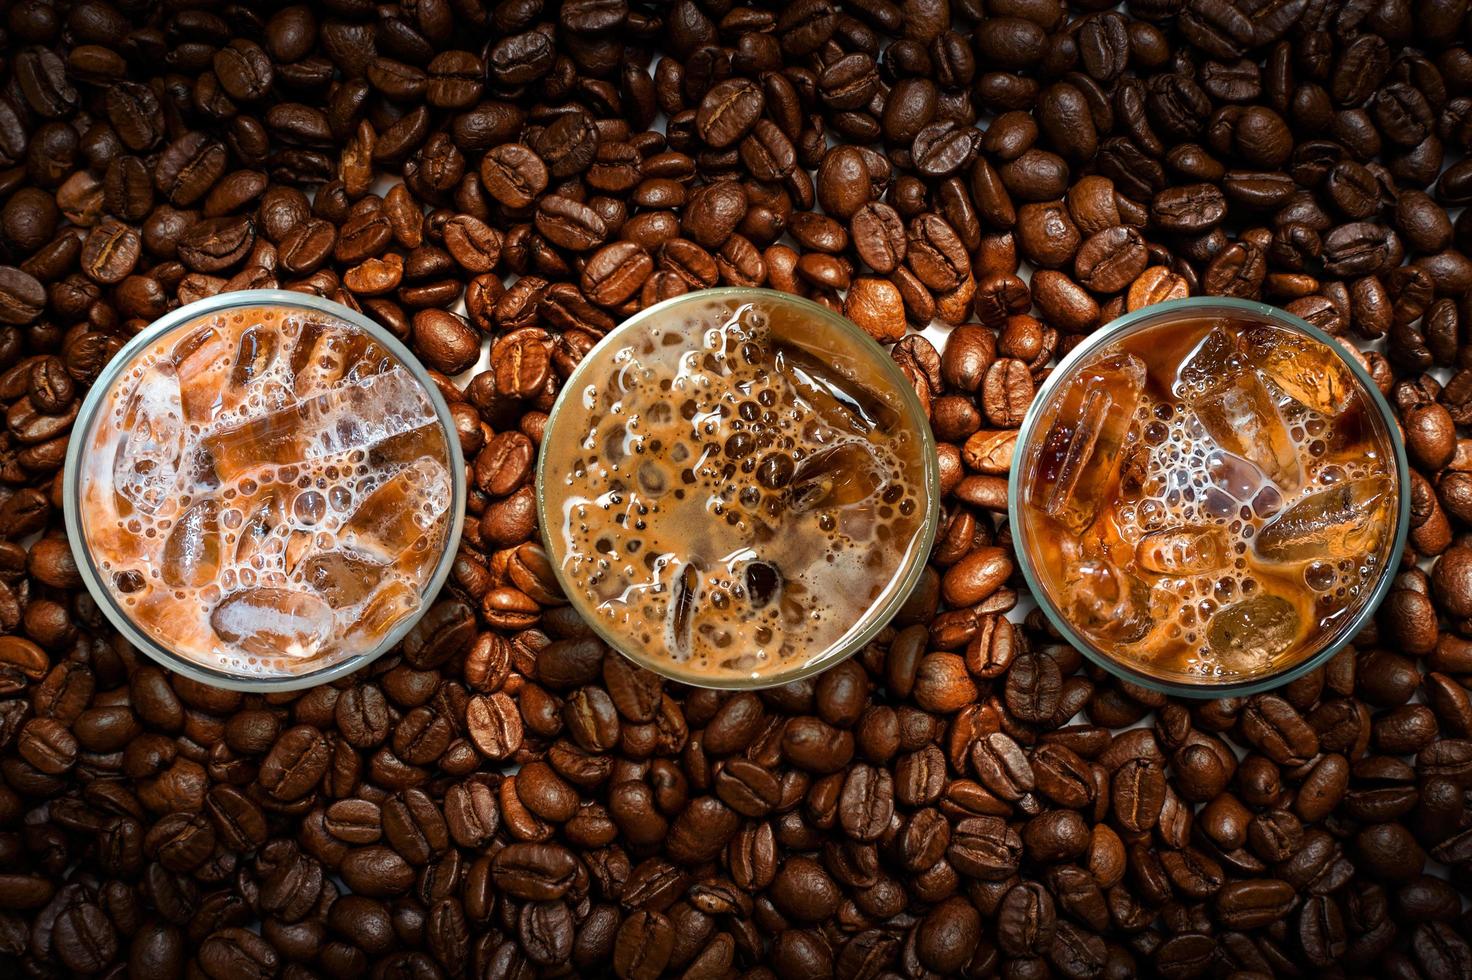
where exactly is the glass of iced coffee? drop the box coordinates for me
[538,288,940,688]
[1011,297,1409,697]
[64,290,465,691]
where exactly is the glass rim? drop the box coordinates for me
[1006,296,1412,699]
[535,286,942,690]
[62,288,467,693]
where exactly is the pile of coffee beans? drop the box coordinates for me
[1,0,1472,976]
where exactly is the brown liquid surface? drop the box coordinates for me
[1019,317,1399,685]
[543,296,930,683]
[78,306,453,678]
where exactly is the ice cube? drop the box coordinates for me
[342,458,452,562]
[1240,325,1354,416]
[1176,326,1241,396]
[201,369,438,482]
[287,316,323,374]
[344,579,420,645]
[776,341,900,434]
[185,445,220,495]
[788,442,885,513]
[300,550,386,607]
[293,327,357,398]
[162,499,221,588]
[1187,365,1301,491]
[174,327,234,422]
[366,423,445,469]
[1031,353,1147,533]
[113,361,185,516]
[229,326,278,390]
[1117,442,1151,501]
[1063,558,1152,643]
[284,529,314,574]
[1135,525,1230,575]
[667,559,702,657]
[1206,594,1300,665]
[210,587,333,658]
[235,491,286,565]
[1254,477,1392,564]
[345,341,393,384]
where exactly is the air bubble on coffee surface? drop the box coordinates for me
[546,299,929,681]
[78,307,452,676]
[1023,318,1397,681]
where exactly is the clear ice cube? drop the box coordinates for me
[1206,594,1300,665]
[201,369,437,482]
[162,499,220,588]
[1183,329,1300,490]
[1240,325,1354,416]
[342,458,452,562]
[230,326,277,386]
[1176,326,1241,396]
[345,341,392,384]
[667,559,702,657]
[300,550,386,607]
[113,361,185,516]
[185,445,220,495]
[1254,477,1392,564]
[174,327,235,423]
[284,529,314,574]
[293,327,356,398]
[776,341,899,434]
[1032,353,1147,533]
[1135,525,1230,575]
[235,491,286,565]
[1117,443,1151,501]
[788,442,885,513]
[345,579,420,645]
[210,587,333,658]
[1063,557,1153,643]
[367,423,445,469]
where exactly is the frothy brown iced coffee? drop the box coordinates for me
[75,304,454,678]
[542,294,932,684]
[1017,315,1400,687]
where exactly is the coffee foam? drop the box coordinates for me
[78,307,452,676]
[546,298,928,681]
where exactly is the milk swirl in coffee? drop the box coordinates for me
[544,296,930,682]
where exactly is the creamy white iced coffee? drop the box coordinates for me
[75,304,454,678]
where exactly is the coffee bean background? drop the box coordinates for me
[0,0,1470,977]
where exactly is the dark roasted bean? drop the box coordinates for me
[0,2,1461,975]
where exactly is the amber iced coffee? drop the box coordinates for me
[1013,299,1407,695]
[539,289,938,687]
[65,292,462,688]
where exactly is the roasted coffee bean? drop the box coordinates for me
[0,2,1467,974]
[697,79,765,149]
[981,358,1033,428]
[844,276,906,342]
[412,309,480,375]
